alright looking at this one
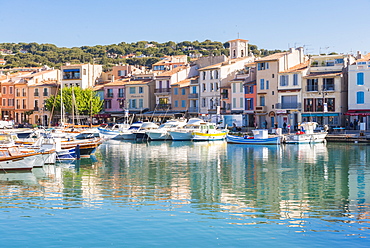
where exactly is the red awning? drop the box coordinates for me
[345,112,370,116]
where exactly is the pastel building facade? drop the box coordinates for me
[61,63,102,89]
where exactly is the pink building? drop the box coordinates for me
[103,79,128,116]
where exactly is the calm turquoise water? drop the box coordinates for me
[1,140,370,247]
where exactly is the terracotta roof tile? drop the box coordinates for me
[356,53,370,62]
[157,66,187,77]
[256,52,288,62]
[280,61,309,73]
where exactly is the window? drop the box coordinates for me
[215,70,219,79]
[281,95,298,109]
[323,78,335,91]
[83,69,87,75]
[105,100,112,109]
[43,88,48,96]
[106,89,113,98]
[239,97,243,108]
[266,80,269,89]
[215,82,219,91]
[239,83,243,93]
[202,83,206,92]
[9,87,13,94]
[192,86,197,94]
[181,88,186,95]
[174,100,178,107]
[22,99,26,108]
[233,98,236,108]
[260,79,265,90]
[63,69,80,79]
[250,86,253,94]
[258,62,268,70]
[293,74,298,86]
[174,88,178,95]
[2,99,6,106]
[139,87,143,93]
[280,75,289,86]
[139,99,143,108]
[2,87,5,94]
[357,91,365,104]
[260,96,265,106]
[245,85,249,94]
[203,71,206,80]
[181,100,186,108]
[130,99,137,108]
[357,73,364,85]
[307,79,318,91]
[210,83,214,91]
[34,88,39,96]
[202,98,206,107]
[118,88,124,97]
[326,98,335,111]
[129,87,136,94]
[118,70,126,76]
[210,70,214,80]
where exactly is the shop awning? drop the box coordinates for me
[301,113,339,117]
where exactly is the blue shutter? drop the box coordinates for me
[357,73,364,85]
[357,91,364,104]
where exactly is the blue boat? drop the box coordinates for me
[226,129,281,145]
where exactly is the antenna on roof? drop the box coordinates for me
[237,32,240,39]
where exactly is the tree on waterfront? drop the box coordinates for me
[45,87,103,118]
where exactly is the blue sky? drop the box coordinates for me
[1,0,369,55]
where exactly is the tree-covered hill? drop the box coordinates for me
[0,40,285,71]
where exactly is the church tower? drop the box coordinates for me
[228,39,249,59]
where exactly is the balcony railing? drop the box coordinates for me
[34,107,39,111]
[118,93,124,98]
[155,104,171,110]
[188,93,198,99]
[43,92,48,96]
[306,86,318,91]
[34,93,39,96]
[155,88,171,93]
[276,102,302,109]
[188,107,199,112]
[106,93,114,98]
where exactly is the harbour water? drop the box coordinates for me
[1,140,370,247]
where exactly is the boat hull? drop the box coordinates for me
[226,135,281,145]
[192,131,228,141]
[169,131,193,141]
[284,133,327,144]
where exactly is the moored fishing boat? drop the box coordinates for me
[169,118,204,141]
[191,123,228,141]
[284,122,327,144]
[226,129,281,145]
[112,122,143,140]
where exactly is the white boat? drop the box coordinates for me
[146,119,187,141]
[98,123,130,137]
[192,123,229,141]
[112,122,143,140]
[226,129,281,145]
[0,146,45,171]
[169,118,204,141]
[133,122,159,141]
[284,122,327,144]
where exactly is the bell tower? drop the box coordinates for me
[229,39,249,59]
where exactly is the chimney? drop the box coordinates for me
[112,75,115,82]
[356,51,363,59]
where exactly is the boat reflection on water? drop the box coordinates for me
[0,171,39,186]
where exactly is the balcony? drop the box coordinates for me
[155,104,171,110]
[276,102,302,109]
[43,92,48,96]
[306,86,318,92]
[106,93,114,98]
[34,107,39,111]
[188,93,198,99]
[255,106,266,112]
[155,88,171,94]
[34,92,39,97]
[188,107,199,113]
[118,93,124,98]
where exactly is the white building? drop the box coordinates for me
[61,63,102,89]
[347,52,370,129]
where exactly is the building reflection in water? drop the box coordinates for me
[2,140,370,229]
